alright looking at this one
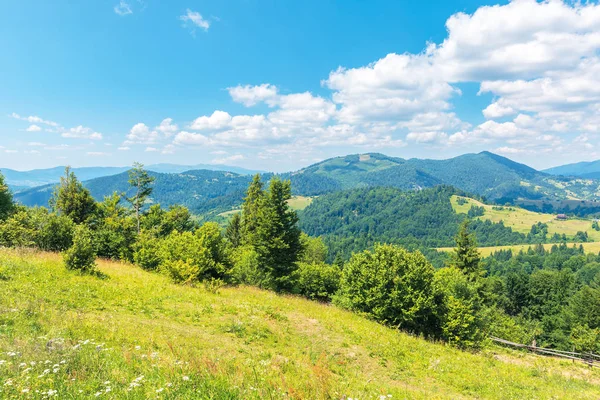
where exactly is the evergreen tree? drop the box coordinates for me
[0,171,14,221]
[50,166,97,224]
[451,220,483,280]
[225,212,242,248]
[241,174,265,245]
[127,162,155,234]
[258,178,302,291]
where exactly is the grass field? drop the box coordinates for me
[2,249,600,399]
[286,196,314,211]
[451,195,600,241]
[438,242,600,257]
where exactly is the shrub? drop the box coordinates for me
[434,266,485,349]
[335,244,437,335]
[293,262,340,301]
[133,230,162,270]
[32,210,74,252]
[230,245,271,288]
[63,225,97,272]
[157,230,221,283]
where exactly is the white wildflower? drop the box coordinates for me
[182,376,190,381]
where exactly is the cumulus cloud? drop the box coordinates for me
[125,123,159,144]
[128,0,600,165]
[228,84,278,107]
[155,118,178,136]
[26,125,42,132]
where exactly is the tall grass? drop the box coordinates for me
[1,248,599,399]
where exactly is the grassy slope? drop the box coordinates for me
[438,242,600,257]
[450,195,600,241]
[1,250,600,398]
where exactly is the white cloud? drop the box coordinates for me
[4,150,18,154]
[24,150,41,155]
[27,142,45,147]
[125,123,159,144]
[180,9,210,35]
[26,124,42,132]
[212,154,244,165]
[155,118,178,136]
[190,111,232,130]
[114,1,132,16]
[86,152,111,157]
[117,146,130,151]
[228,84,278,107]
[62,125,103,140]
[145,147,158,152]
[11,113,59,127]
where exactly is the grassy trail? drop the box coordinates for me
[1,248,600,399]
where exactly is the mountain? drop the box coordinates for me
[13,151,600,215]
[544,160,600,179]
[286,151,600,204]
[0,166,129,190]
[1,163,263,191]
[14,170,255,215]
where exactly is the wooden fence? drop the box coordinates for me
[490,336,600,368]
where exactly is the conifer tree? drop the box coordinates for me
[241,174,265,245]
[258,178,301,291]
[451,219,482,280]
[50,166,97,224]
[127,162,155,234]
[0,171,14,221]
[225,212,242,248]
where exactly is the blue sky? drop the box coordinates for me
[2,0,600,172]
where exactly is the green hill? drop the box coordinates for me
[13,152,600,216]
[299,186,528,261]
[1,248,598,399]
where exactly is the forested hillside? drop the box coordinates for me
[15,170,255,215]
[13,152,600,216]
[299,186,528,261]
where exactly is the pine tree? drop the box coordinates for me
[259,178,302,291]
[225,212,242,248]
[50,167,97,224]
[127,162,155,234]
[0,171,14,221]
[241,174,265,245]
[451,219,482,280]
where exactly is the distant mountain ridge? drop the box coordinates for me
[0,163,264,191]
[12,151,600,215]
[544,160,600,179]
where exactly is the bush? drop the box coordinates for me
[157,229,227,283]
[293,262,340,301]
[335,244,437,335]
[63,225,97,272]
[133,230,162,270]
[230,245,271,288]
[434,266,485,349]
[32,210,74,251]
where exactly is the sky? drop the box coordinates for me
[2,0,600,172]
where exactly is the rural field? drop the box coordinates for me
[450,195,600,241]
[438,242,600,257]
[1,248,599,399]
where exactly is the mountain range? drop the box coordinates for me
[10,151,600,216]
[0,163,263,191]
[544,160,600,179]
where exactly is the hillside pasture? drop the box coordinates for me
[451,195,600,241]
[1,249,600,398]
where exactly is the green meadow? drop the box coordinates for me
[1,248,600,399]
